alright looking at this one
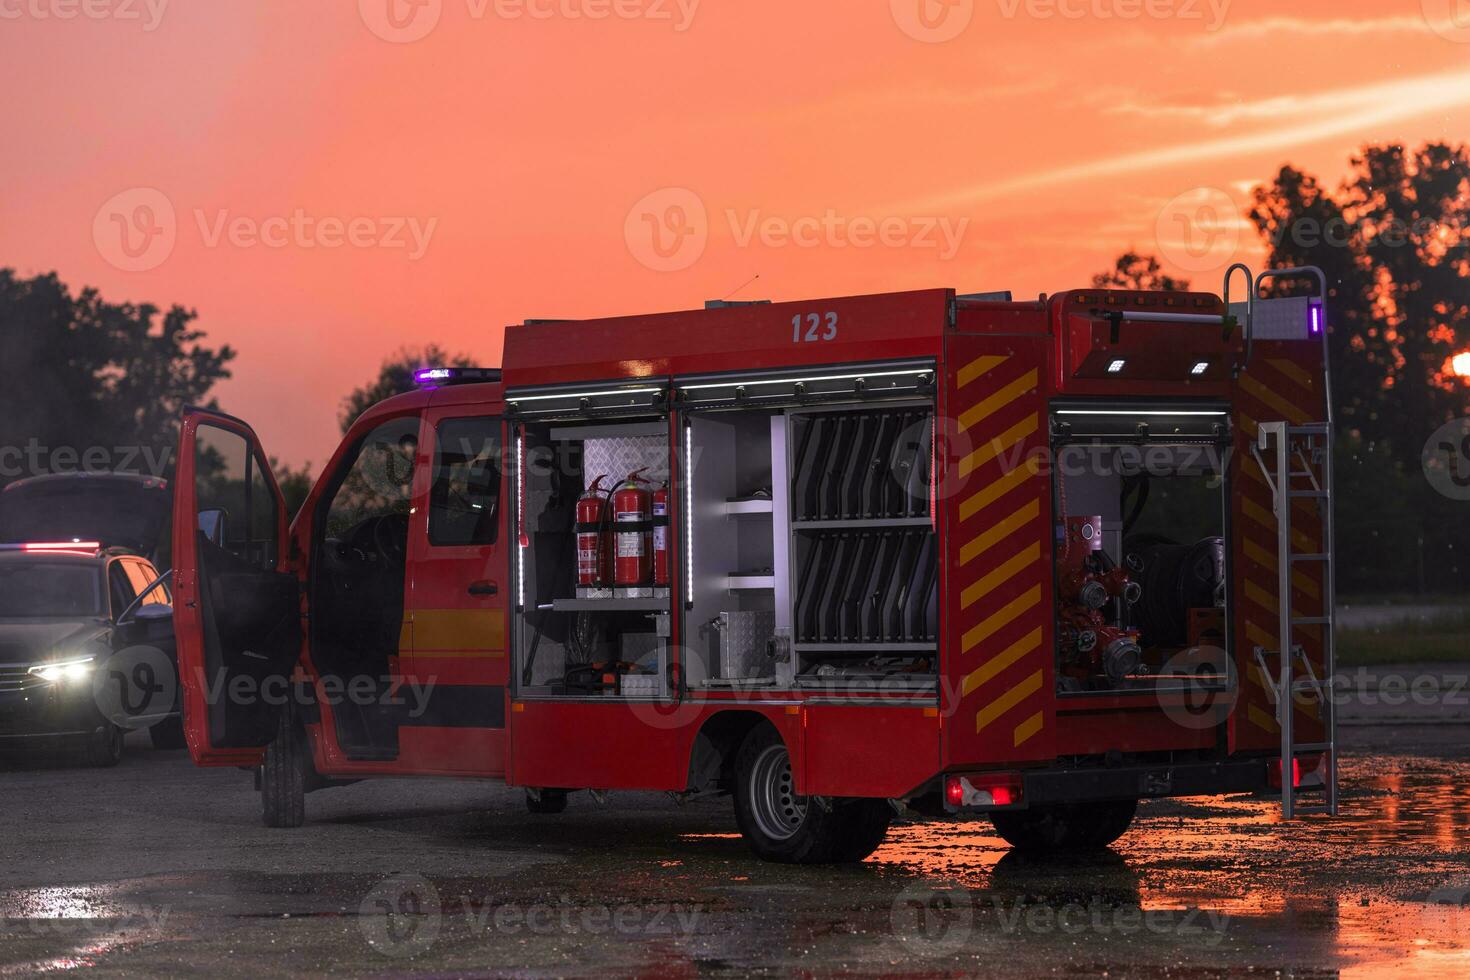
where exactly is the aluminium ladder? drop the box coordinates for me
[1251,420,1340,818]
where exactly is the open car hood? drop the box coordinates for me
[0,473,170,560]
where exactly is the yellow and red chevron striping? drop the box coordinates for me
[1230,345,1329,745]
[945,344,1053,761]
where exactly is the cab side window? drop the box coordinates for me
[323,417,421,542]
[429,418,502,547]
[107,561,138,618]
[122,558,169,606]
[195,424,280,571]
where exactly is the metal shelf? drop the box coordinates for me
[726,574,776,590]
[794,642,937,653]
[725,498,774,516]
[793,518,933,530]
[551,597,670,612]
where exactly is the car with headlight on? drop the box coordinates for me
[0,541,180,766]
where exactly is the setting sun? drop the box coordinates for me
[1453,351,1470,378]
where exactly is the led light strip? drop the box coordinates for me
[680,369,925,391]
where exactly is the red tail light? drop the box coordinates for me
[944,772,1024,810]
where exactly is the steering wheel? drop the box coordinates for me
[372,513,410,565]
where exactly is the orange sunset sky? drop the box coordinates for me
[2,0,1468,469]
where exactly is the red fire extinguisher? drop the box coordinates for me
[612,470,653,587]
[652,483,670,586]
[576,475,611,587]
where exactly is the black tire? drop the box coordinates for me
[261,708,306,829]
[989,799,1137,853]
[149,714,187,750]
[85,723,124,768]
[732,725,891,864]
[526,789,569,814]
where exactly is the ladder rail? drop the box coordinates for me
[1258,421,1339,819]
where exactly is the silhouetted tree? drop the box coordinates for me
[1092,251,1191,292]
[0,269,234,488]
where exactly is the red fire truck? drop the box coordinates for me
[169,266,1338,863]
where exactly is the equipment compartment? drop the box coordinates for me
[513,417,675,698]
[786,403,938,688]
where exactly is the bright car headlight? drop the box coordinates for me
[28,657,96,683]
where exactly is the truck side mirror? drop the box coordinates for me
[198,508,227,546]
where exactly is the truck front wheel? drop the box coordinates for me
[732,726,891,864]
[989,798,1137,852]
[261,707,306,828]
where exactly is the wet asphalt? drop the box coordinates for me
[1,721,1468,978]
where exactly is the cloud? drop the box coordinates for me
[1189,15,1440,46]
[913,67,1470,209]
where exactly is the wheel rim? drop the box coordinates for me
[749,743,807,841]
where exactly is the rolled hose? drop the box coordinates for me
[1123,536,1225,647]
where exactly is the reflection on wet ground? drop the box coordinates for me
[2,738,1469,977]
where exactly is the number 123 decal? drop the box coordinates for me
[793,312,838,343]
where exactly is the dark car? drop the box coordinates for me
[0,474,181,765]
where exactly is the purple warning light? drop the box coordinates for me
[415,368,453,384]
[1309,304,1323,336]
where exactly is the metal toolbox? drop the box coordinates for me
[716,611,777,679]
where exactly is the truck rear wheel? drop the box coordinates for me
[261,707,306,829]
[733,726,891,864]
[989,799,1137,853]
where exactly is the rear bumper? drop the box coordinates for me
[1020,757,1272,806]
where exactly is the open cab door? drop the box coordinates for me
[172,408,301,765]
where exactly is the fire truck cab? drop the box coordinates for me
[170,269,1337,862]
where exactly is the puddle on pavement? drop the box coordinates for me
[2,753,1468,976]
[863,753,1470,977]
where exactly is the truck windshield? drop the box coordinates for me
[0,562,104,619]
